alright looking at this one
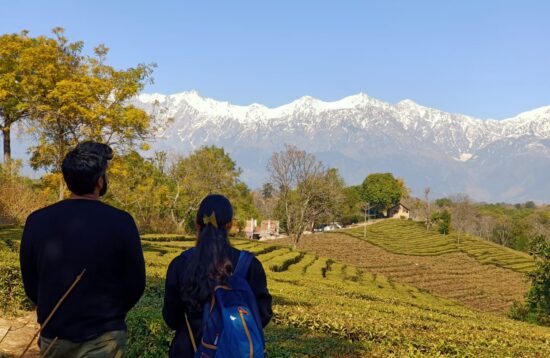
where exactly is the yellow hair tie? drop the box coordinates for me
[203,212,218,228]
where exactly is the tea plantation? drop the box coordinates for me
[1,227,549,357]
[344,220,535,272]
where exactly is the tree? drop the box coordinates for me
[230,182,260,233]
[0,162,51,225]
[168,146,255,232]
[341,185,363,225]
[510,235,550,326]
[21,28,154,199]
[432,210,451,235]
[396,177,411,199]
[491,216,514,248]
[450,193,473,244]
[525,201,536,209]
[435,197,453,208]
[268,145,326,246]
[525,235,550,325]
[424,187,433,230]
[306,167,346,230]
[262,183,274,199]
[106,151,171,232]
[0,31,38,171]
[360,173,402,216]
[253,184,278,220]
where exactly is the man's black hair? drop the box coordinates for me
[62,141,113,196]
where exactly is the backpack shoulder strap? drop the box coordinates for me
[233,251,253,278]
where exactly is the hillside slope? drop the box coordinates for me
[280,220,534,314]
[346,220,535,272]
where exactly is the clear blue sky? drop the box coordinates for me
[2,0,549,119]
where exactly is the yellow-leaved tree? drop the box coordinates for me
[17,28,155,199]
[0,31,38,172]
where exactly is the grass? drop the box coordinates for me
[2,226,549,357]
[343,220,535,273]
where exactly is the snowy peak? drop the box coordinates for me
[133,91,550,202]
[139,91,396,122]
[136,90,550,154]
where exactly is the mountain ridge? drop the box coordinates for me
[133,91,550,202]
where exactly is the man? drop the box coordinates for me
[20,141,146,357]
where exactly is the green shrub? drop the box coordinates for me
[126,307,172,357]
[0,262,33,314]
[141,234,194,242]
[126,274,173,357]
[269,252,305,272]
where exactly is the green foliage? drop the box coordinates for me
[140,234,194,242]
[360,173,402,213]
[511,236,550,326]
[432,210,451,235]
[104,148,257,234]
[126,275,172,357]
[475,202,549,252]
[420,199,550,253]
[169,145,257,233]
[435,197,453,208]
[306,168,346,227]
[262,183,274,199]
[525,201,536,209]
[269,251,305,272]
[0,229,32,315]
[107,151,172,233]
[340,185,363,225]
[0,261,33,314]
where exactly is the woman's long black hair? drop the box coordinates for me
[180,194,234,311]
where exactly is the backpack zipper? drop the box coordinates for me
[238,307,253,358]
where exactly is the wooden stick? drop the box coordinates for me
[40,337,58,357]
[19,269,86,358]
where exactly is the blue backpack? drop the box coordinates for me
[183,249,266,358]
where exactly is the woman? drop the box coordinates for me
[163,194,273,357]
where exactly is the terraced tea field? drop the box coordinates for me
[280,232,530,314]
[345,220,535,272]
[280,220,535,314]
[132,238,550,357]
[2,227,549,357]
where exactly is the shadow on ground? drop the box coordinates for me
[265,324,366,357]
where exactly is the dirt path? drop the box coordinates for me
[0,312,39,357]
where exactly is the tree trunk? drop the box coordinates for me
[59,176,65,201]
[2,124,11,172]
[292,234,298,249]
[57,120,66,201]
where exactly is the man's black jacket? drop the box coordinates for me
[20,199,146,341]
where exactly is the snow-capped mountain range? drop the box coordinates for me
[134,91,550,203]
